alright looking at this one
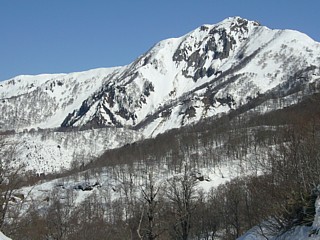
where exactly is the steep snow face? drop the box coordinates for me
[59,16,320,137]
[61,17,261,129]
[0,67,123,131]
[172,17,260,82]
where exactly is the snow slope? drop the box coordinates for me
[1,127,142,173]
[48,17,320,137]
[0,67,123,130]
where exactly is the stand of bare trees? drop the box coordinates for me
[3,93,320,239]
[0,137,34,240]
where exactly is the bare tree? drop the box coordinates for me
[166,165,198,240]
[137,172,167,240]
[0,139,25,231]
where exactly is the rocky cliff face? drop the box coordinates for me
[1,16,320,172]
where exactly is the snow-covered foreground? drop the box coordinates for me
[238,197,320,240]
[14,156,320,240]
[0,232,11,240]
[16,159,257,213]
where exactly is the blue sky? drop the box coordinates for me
[0,0,319,81]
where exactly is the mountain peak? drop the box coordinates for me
[199,17,260,32]
[217,16,261,28]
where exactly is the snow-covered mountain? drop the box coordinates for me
[1,16,320,173]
